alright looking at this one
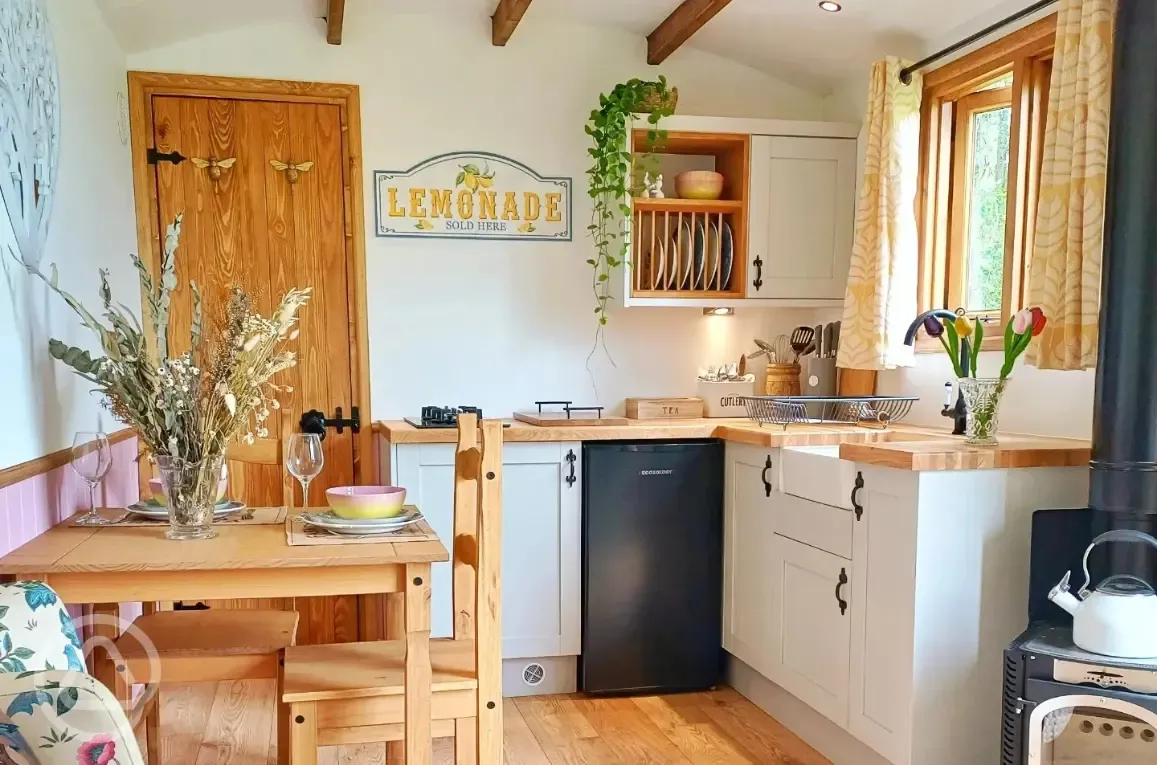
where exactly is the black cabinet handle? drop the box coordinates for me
[752,255,764,291]
[835,568,848,616]
[565,449,577,488]
[852,471,865,521]
[761,455,773,497]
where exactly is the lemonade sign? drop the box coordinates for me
[374,151,572,241]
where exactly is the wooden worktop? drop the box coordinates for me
[374,419,1091,471]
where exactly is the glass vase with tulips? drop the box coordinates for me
[923,307,1047,445]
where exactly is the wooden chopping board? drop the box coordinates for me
[514,411,631,427]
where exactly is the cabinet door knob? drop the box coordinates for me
[851,471,865,521]
[761,455,773,497]
[835,567,848,616]
[753,255,764,291]
[565,449,577,488]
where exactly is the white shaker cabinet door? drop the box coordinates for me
[848,469,917,765]
[748,135,857,300]
[768,532,852,728]
[392,441,581,659]
[723,443,778,677]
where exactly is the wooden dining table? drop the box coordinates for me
[0,514,448,764]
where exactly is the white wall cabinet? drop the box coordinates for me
[392,441,581,659]
[616,114,859,309]
[722,442,778,676]
[723,445,1090,765]
[768,532,852,728]
[748,135,857,300]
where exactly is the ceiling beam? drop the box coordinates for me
[326,0,345,45]
[647,0,735,65]
[492,0,534,46]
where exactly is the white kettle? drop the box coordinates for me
[1049,529,1157,659]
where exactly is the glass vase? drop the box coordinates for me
[156,454,226,540]
[958,377,1008,446]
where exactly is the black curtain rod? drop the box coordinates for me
[899,0,1059,84]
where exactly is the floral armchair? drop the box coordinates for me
[0,582,144,765]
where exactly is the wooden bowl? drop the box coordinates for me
[675,171,725,200]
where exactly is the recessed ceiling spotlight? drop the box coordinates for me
[819,1,842,11]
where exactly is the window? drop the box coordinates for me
[916,15,1056,350]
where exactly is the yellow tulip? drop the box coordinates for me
[954,316,973,337]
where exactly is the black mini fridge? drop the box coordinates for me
[579,439,724,694]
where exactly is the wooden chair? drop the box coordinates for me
[122,432,299,765]
[280,414,503,765]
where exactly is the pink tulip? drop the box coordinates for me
[1012,309,1032,335]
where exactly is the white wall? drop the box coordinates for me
[127,10,831,419]
[0,0,137,470]
[821,5,1097,440]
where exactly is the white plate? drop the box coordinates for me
[720,221,734,290]
[300,508,423,530]
[705,220,720,289]
[676,220,694,289]
[693,220,706,289]
[126,500,245,519]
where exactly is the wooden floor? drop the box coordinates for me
[146,680,831,765]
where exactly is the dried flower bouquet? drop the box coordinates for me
[11,213,310,537]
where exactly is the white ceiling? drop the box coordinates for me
[95,0,1020,94]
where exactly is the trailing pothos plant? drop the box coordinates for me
[585,77,677,348]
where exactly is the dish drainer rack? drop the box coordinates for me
[739,395,918,430]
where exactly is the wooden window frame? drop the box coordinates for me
[916,15,1056,352]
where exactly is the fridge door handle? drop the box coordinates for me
[761,455,773,497]
[565,449,577,487]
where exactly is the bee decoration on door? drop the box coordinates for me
[190,156,237,192]
[270,159,314,185]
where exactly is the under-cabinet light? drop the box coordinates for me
[818,1,842,11]
[703,307,734,316]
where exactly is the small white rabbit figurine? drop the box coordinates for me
[643,173,665,199]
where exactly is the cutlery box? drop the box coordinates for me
[697,380,754,417]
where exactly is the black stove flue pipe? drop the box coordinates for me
[1089,0,1157,521]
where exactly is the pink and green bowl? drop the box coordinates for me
[326,486,408,519]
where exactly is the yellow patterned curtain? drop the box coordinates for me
[1027,0,1115,370]
[837,58,922,371]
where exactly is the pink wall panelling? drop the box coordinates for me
[0,435,141,557]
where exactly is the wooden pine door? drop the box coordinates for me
[148,95,358,643]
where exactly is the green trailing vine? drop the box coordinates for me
[585,77,677,351]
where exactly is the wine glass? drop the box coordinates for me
[71,432,114,526]
[286,433,325,508]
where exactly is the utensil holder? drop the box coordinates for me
[765,363,802,396]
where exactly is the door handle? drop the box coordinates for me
[835,568,848,616]
[300,407,361,442]
[761,455,773,497]
[565,449,577,488]
[851,472,865,521]
[752,255,764,291]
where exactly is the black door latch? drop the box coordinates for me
[147,147,187,166]
[300,406,360,441]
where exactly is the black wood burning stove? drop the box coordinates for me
[1002,1,1157,762]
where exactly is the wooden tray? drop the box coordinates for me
[514,411,630,427]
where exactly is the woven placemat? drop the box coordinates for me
[285,515,438,546]
[69,506,288,528]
